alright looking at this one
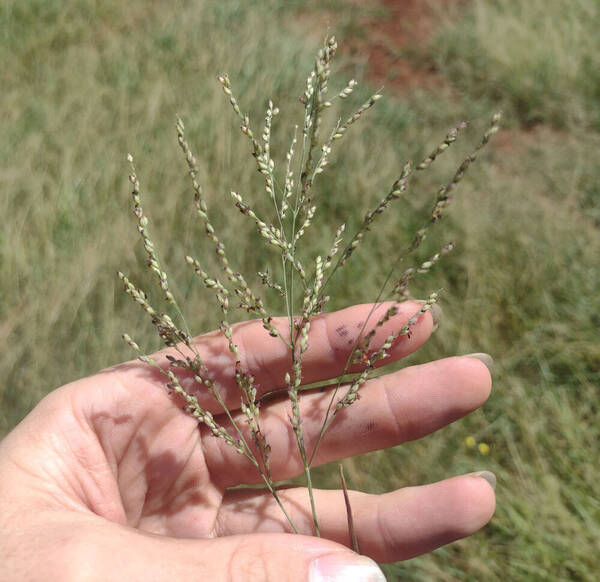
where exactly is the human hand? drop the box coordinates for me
[0,301,495,581]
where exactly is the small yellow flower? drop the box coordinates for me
[465,435,476,448]
[478,442,491,455]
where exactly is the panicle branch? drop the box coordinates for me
[217,74,263,161]
[177,119,280,338]
[337,78,358,100]
[261,100,279,203]
[411,112,503,250]
[231,190,306,283]
[280,125,298,219]
[118,271,191,348]
[299,36,338,210]
[416,121,468,171]
[121,338,245,454]
[394,241,455,300]
[330,91,382,143]
[127,154,176,306]
[338,161,413,268]
[231,191,289,252]
[338,292,440,410]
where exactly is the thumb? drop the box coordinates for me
[67,520,387,582]
[188,533,388,582]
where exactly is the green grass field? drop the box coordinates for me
[1,0,598,579]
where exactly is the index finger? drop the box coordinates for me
[118,300,437,414]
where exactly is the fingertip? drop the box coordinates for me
[455,354,493,407]
[432,472,496,541]
[364,473,497,562]
[464,472,497,529]
[472,470,496,491]
[464,352,494,374]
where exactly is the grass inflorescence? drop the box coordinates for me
[118,36,500,534]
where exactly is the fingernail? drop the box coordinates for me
[430,303,442,332]
[310,553,387,581]
[472,470,496,491]
[464,352,493,372]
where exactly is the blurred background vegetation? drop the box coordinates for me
[1,0,598,579]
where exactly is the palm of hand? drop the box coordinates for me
[0,303,495,580]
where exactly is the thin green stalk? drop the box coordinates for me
[210,381,299,533]
[255,460,300,534]
[304,462,320,537]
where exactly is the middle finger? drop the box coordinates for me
[203,355,492,488]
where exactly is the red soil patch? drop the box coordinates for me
[350,0,464,94]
